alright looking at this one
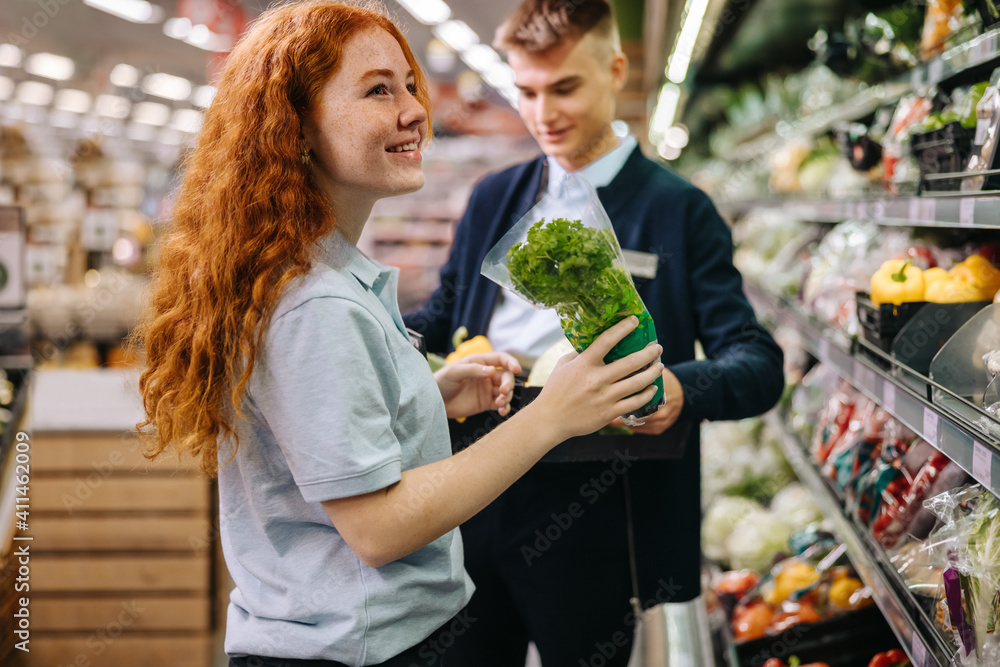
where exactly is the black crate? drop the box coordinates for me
[912,122,978,191]
[856,292,927,353]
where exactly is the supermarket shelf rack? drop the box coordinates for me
[766,413,958,667]
[745,282,1000,502]
[728,26,1000,165]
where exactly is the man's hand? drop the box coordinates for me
[609,368,684,435]
[434,352,522,419]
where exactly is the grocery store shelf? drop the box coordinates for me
[731,26,1000,163]
[768,412,957,667]
[745,282,1000,502]
[719,192,1000,228]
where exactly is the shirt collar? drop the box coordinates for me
[316,230,389,290]
[546,134,638,197]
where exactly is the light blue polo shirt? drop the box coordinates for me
[219,231,473,665]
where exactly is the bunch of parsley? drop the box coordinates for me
[507,218,644,351]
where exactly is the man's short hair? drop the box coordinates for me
[494,0,621,56]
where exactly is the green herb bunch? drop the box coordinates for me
[507,218,645,351]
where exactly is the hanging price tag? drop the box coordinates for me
[960,198,976,226]
[920,198,937,222]
[973,441,993,488]
[923,408,939,444]
[883,381,896,413]
[911,634,928,667]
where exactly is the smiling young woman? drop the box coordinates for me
[132,2,662,666]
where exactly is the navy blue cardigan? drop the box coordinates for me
[404,146,784,425]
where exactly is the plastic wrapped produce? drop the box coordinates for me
[481,175,664,425]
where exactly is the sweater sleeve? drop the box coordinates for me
[666,191,785,422]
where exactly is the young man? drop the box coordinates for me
[404,1,784,664]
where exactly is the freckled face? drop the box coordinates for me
[303,27,428,205]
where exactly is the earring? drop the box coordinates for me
[301,149,311,166]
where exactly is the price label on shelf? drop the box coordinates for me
[920,198,937,222]
[883,381,897,413]
[973,32,999,64]
[911,634,929,667]
[960,198,976,226]
[928,59,944,86]
[856,202,869,220]
[909,197,921,221]
[818,338,830,362]
[923,407,940,444]
[872,199,887,222]
[973,441,993,488]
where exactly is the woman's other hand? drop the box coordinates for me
[530,317,663,442]
[435,352,521,419]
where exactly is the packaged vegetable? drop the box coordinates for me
[922,485,1000,664]
[963,68,1000,193]
[481,175,664,426]
[919,0,964,60]
[770,483,824,531]
[702,496,764,563]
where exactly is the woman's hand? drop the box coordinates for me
[608,368,684,435]
[435,352,522,419]
[528,317,664,443]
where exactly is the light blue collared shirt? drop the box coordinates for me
[220,231,472,665]
[487,135,639,362]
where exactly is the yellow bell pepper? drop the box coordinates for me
[949,255,1000,301]
[446,327,493,363]
[870,260,925,306]
[925,277,982,303]
[923,266,950,291]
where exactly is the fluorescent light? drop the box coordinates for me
[172,108,203,133]
[498,86,519,106]
[396,0,450,25]
[163,17,192,39]
[132,101,171,125]
[481,62,515,90]
[433,20,478,52]
[188,24,212,47]
[15,81,54,105]
[0,76,13,100]
[83,0,164,24]
[0,44,22,68]
[54,89,91,113]
[142,72,192,101]
[666,0,711,84]
[657,141,682,161]
[24,52,75,81]
[664,124,690,149]
[95,94,131,118]
[650,83,680,135]
[191,85,216,108]
[461,44,500,73]
[110,63,140,87]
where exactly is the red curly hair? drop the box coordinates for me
[134,0,432,476]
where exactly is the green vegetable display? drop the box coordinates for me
[506,217,665,421]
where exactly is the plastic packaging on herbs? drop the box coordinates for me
[921,484,1000,664]
[480,174,665,426]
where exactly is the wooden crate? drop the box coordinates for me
[17,433,216,667]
